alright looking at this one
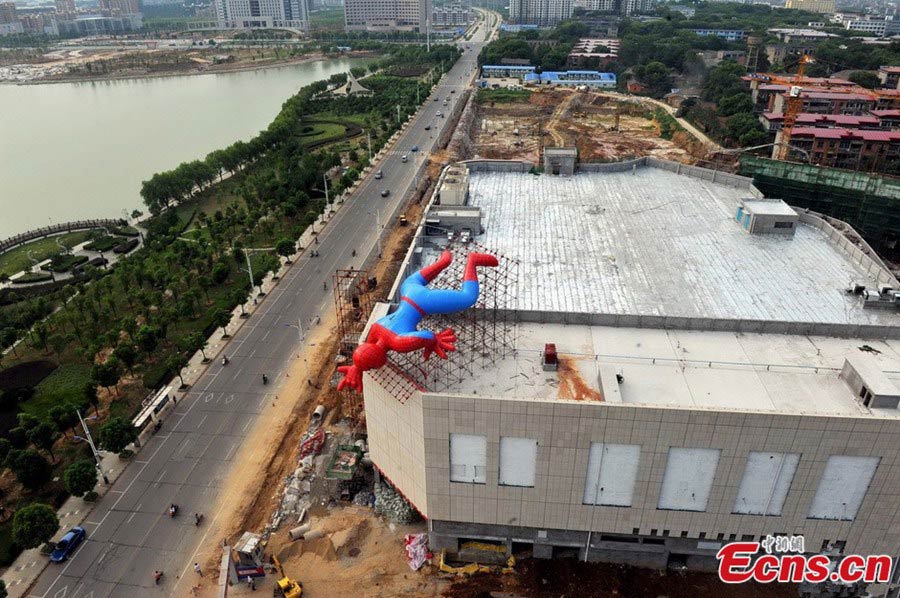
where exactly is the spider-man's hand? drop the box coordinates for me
[423,328,456,361]
[337,364,363,392]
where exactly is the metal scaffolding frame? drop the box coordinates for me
[333,268,376,357]
[384,241,519,395]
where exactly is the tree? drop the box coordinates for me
[113,343,138,375]
[7,449,52,490]
[726,112,767,147]
[64,459,98,497]
[211,261,230,285]
[848,71,879,89]
[135,325,160,354]
[83,382,100,416]
[213,308,231,338]
[717,93,753,117]
[275,238,295,264]
[12,503,59,549]
[1,578,7,598]
[166,353,189,387]
[1,327,18,356]
[98,417,136,453]
[91,359,121,395]
[48,404,78,439]
[28,422,60,461]
[633,61,673,99]
[0,438,11,464]
[181,332,208,361]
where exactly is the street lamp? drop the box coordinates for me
[76,410,110,485]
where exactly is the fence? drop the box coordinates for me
[578,156,761,193]
[0,219,125,254]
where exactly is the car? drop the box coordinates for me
[381,189,390,197]
[50,527,86,563]
[374,170,383,179]
[411,145,419,152]
[424,125,431,131]
[401,155,408,162]
[433,97,439,102]
[450,89,456,94]
[436,111,443,117]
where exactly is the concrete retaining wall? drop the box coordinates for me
[0,218,125,253]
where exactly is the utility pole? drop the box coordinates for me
[243,248,255,296]
[77,410,109,485]
[323,174,330,205]
[397,104,401,123]
[367,130,372,162]
[426,18,430,52]
[376,209,382,257]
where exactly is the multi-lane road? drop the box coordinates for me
[27,17,494,598]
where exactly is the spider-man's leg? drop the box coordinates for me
[409,253,498,315]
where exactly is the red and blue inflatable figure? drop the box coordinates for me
[337,250,498,392]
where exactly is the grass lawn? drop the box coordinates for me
[476,88,531,104]
[300,122,347,145]
[0,231,95,278]
[22,362,93,418]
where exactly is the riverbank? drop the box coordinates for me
[9,50,377,86]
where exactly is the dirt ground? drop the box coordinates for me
[182,187,435,597]
[473,89,700,164]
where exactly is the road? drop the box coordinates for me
[27,17,495,598]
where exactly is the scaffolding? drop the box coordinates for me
[740,156,900,257]
[372,242,519,400]
[333,268,376,356]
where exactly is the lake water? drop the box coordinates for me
[0,57,366,239]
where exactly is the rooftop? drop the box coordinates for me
[791,126,900,141]
[439,321,900,418]
[466,167,898,326]
[761,112,882,126]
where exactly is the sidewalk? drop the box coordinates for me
[1,450,126,598]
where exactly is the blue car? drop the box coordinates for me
[50,527,86,562]
[411,145,419,152]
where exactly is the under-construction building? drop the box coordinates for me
[359,157,900,575]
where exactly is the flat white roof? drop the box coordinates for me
[440,321,900,418]
[468,169,898,327]
[741,198,797,217]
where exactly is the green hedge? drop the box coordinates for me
[84,236,124,252]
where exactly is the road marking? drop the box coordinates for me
[224,442,237,461]
[241,419,251,433]
[232,367,243,380]
[197,414,208,429]
[126,512,136,523]
[261,329,271,341]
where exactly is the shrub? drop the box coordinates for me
[83,490,99,502]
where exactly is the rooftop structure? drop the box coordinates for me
[759,111,883,132]
[343,0,429,32]
[567,38,619,67]
[523,70,616,87]
[783,0,835,14]
[361,157,900,573]
[214,0,308,30]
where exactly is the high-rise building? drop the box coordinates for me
[575,0,652,16]
[509,0,572,26]
[784,0,835,14]
[55,0,75,15]
[0,2,17,23]
[216,0,308,30]
[99,0,140,16]
[344,0,430,32]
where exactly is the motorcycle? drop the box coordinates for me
[222,356,229,366]
[194,513,204,527]
[262,374,268,385]
[168,504,179,518]
[154,571,163,585]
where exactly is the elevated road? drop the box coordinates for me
[28,17,494,598]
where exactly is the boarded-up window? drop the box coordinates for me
[499,437,537,487]
[583,443,641,506]
[733,452,800,516]
[449,434,486,484]
[808,456,880,521]
[658,448,720,512]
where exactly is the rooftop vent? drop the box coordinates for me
[841,355,900,409]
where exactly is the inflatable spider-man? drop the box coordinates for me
[337,250,498,392]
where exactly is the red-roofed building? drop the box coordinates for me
[775,126,900,171]
[874,89,900,110]
[759,112,883,132]
[771,90,877,116]
[878,66,900,90]
[870,109,900,129]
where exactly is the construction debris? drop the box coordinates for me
[374,479,418,524]
[404,533,430,571]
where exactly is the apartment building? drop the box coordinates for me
[360,158,900,573]
[759,112,882,133]
[689,28,747,41]
[345,0,429,32]
[880,66,900,91]
[771,91,877,116]
[0,1,16,23]
[784,0,835,14]
[778,127,900,171]
[846,18,900,37]
[508,0,573,27]
[432,2,472,28]
[216,0,308,29]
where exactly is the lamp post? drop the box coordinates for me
[76,410,110,485]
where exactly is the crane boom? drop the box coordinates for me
[775,54,812,161]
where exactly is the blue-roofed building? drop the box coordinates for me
[481,65,538,79]
[523,70,617,88]
[499,23,539,33]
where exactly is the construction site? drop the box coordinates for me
[470,88,708,164]
[182,79,900,598]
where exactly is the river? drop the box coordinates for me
[0,57,367,239]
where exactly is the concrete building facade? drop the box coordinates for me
[344,0,430,32]
[784,0,835,15]
[508,0,572,27]
[360,158,900,575]
[215,0,308,30]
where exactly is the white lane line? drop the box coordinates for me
[261,330,271,341]
[224,442,237,461]
[232,367,243,381]
[241,419,251,433]
[196,414,208,429]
